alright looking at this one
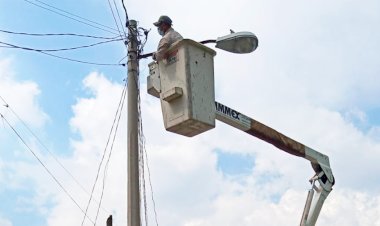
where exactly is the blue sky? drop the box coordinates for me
[1,0,380,226]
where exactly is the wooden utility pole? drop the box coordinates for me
[126,19,141,226]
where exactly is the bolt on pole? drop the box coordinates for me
[127,19,141,226]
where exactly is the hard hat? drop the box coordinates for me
[153,15,172,26]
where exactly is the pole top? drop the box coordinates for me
[128,20,137,26]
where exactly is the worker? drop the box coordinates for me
[152,15,183,61]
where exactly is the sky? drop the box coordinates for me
[1,0,380,226]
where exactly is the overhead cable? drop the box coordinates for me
[0,29,121,40]
[136,63,159,226]
[0,95,110,215]
[94,78,128,225]
[0,113,95,225]
[121,0,129,27]
[106,0,125,40]
[81,79,128,226]
[0,39,123,52]
[0,41,123,66]
[112,0,128,38]
[22,0,120,35]
[40,51,124,66]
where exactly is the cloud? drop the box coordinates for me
[0,58,48,128]
[0,216,12,226]
[45,67,380,226]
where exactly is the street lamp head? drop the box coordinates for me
[215,31,258,54]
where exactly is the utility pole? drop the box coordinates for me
[126,19,141,226]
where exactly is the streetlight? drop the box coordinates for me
[201,31,258,54]
[138,31,258,59]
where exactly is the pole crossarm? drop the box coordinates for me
[214,101,335,226]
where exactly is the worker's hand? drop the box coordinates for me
[152,52,157,60]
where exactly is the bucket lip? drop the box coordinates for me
[168,39,217,56]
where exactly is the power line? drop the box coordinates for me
[0,29,121,39]
[81,79,128,226]
[94,78,128,225]
[40,51,124,66]
[0,39,123,52]
[0,41,124,66]
[137,63,159,226]
[0,95,110,215]
[113,0,128,38]
[142,136,159,226]
[0,112,95,225]
[22,0,120,35]
[106,0,124,40]
[121,0,129,27]
[34,0,118,32]
[138,27,150,54]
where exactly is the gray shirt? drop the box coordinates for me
[154,27,183,61]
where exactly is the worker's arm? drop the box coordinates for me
[153,37,170,61]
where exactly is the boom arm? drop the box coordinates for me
[215,101,335,226]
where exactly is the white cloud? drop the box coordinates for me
[44,68,380,226]
[0,58,48,128]
[0,216,12,226]
[45,72,129,226]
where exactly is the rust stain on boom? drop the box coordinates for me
[246,119,306,157]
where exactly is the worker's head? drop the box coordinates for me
[153,15,172,36]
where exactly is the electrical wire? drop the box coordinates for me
[81,78,128,226]
[0,96,8,107]
[136,61,159,226]
[94,78,128,225]
[0,95,110,215]
[40,51,124,66]
[118,54,128,64]
[136,66,149,226]
[106,0,124,40]
[0,29,121,40]
[121,0,129,27]
[142,135,159,226]
[0,41,123,66]
[140,137,149,226]
[138,28,150,55]
[34,0,118,32]
[0,112,95,225]
[112,0,128,39]
[0,38,123,52]
[22,0,120,35]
